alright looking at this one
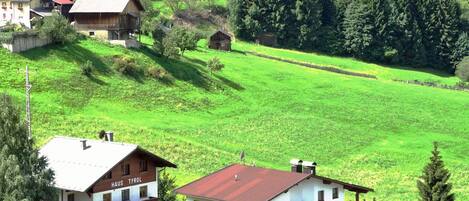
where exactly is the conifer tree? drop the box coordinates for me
[417,142,455,201]
[294,0,323,49]
[343,1,377,59]
[389,0,427,66]
[0,94,56,201]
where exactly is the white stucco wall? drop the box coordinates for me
[0,1,30,28]
[58,190,93,201]
[92,181,157,201]
[271,178,345,201]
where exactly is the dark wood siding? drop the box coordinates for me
[73,13,138,30]
[209,31,232,51]
[91,152,158,193]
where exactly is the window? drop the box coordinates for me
[18,3,23,9]
[121,163,130,176]
[140,185,148,198]
[122,189,130,201]
[105,171,112,179]
[318,190,324,201]
[89,32,95,36]
[2,13,5,19]
[103,193,111,201]
[139,160,148,172]
[67,193,75,201]
[332,188,339,199]
[1,2,6,8]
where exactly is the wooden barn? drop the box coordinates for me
[209,30,232,51]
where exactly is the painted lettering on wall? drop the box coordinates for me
[111,180,124,188]
[110,177,142,188]
[128,177,142,185]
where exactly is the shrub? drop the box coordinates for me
[166,26,199,56]
[113,55,139,76]
[207,57,224,74]
[146,67,168,80]
[37,13,76,44]
[455,56,469,82]
[80,60,93,76]
[162,37,180,59]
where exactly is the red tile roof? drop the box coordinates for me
[176,164,310,201]
[53,0,74,5]
[176,164,373,201]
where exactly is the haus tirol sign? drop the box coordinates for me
[111,177,143,188]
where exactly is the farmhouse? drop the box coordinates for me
[176,160,373,201]
[0,0,30,28]
[209,30,232,51]
[30,0,74,19]
[69,0,143,45]
[40,135,176,201]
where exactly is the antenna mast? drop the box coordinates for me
[25,65,32,139]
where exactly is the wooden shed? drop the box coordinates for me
[209,30,232,51]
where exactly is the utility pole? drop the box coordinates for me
[25,65,32,139]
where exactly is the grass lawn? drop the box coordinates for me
[1,38,468,201]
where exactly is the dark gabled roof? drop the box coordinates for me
[175,164,373,201]
[210,30,232,39]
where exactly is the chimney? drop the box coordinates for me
[105,131,114,142]
[290,159,303,173]
[80,140,89,150]
[302,161,318,175]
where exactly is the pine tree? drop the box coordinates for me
[343,0,378,59]
[417,142,455,201]
[294,0,323,49]
[0,94,56,201]
[158,170,177,201]
[389,0,427,66]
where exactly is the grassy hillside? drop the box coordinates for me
[1,38,469,201]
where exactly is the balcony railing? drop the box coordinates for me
[74,22,138,30]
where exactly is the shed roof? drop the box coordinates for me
[53,0,74,5]
[40,136,176,192]
[69,0,143,13]
[176,164,373,201]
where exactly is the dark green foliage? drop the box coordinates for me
[228,0,466,72]
[452,32,469,65]
[417,142,455,201]
[207,57,225,74]
[81,60,93,76]
[112,56,140,76]
[456,56,469,81]
[166,26,199,56]
[146,67,169,80]
[158,170,177,201]
[343,1,377,59]
[162,36,180,59]
[37,13,76,44]
[0,94,56,201]
[388,0,427,66]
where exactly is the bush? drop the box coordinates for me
[112,55,139,76]
[455,56,469,82]
[162,37,180,59]
[146,67,168,80]
[37,13,76,44]
[80,60,93,76]
[207,57,224,74]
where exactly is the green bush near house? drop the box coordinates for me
[37,13,77,44]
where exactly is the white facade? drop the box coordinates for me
[271,178,345,201]
[0,0,30,28]
[186,178,345,201]
[59,181,158,201]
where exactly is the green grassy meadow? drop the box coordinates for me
[1,38,469,201]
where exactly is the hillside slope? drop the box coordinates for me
[1,39,468,201]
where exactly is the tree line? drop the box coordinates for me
[228,0,469,72]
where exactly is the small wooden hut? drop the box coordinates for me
[209,30,232,51]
